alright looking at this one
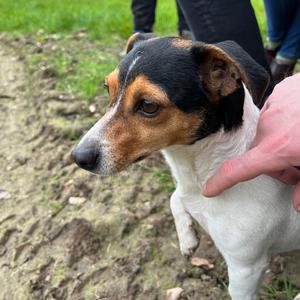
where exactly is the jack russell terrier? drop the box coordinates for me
[72,34,300,300]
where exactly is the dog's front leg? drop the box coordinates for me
[226,255,269,300]
[170,190,199,257]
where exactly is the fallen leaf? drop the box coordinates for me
[166,287,183,300]
[190,257,214,269]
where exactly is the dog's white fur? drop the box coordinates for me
[162,84,300,300]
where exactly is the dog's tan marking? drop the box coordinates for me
[125,33,157,53]
[171,38,193,49]
[106,69,120,105]
[104,74,203,171]
[123,75,170,112]
[201,44,249,102]
[125,33,141,53]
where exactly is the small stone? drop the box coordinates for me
[166,287,184,300]
[64,179,74,188]
[89,104,97,113]
[68,196,87,205]
[0,189,11,200]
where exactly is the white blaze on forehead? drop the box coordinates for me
[116,55,141,105]
[127,55,140,74]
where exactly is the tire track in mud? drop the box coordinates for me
[0,40,55,299]
[0,39,105,300]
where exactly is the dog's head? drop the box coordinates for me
[72,34,270,175]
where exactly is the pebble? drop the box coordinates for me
[68,196,87,205]
[166,287,184,300]
[0,189,11,200]
[89,104,97,113]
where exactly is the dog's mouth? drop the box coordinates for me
[133,153,150,163]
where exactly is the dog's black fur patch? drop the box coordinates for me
[118,37,267,141]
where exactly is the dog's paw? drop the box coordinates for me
[178,226,199,258]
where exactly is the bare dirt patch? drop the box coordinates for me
[0,33,299,300]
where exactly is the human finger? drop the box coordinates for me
[202,147,270,197]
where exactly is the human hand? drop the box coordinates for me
[202,73,300,211]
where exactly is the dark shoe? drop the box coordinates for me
[265,48,278,65]
[270,59,296,84]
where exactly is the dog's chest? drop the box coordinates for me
[162,147,217,231]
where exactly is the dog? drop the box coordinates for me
[72,34,300,300]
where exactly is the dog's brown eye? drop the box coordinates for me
[138,100,160,117]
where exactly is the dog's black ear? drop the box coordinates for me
[191,42,246,103]
[214,40,270,105]
[125,32,156,53]
[191,42,250,131]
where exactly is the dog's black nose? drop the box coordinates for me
[71,146,99,171]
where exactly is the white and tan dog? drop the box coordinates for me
[72,34,300,300]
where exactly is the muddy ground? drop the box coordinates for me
[0,33,299,300]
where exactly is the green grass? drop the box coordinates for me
[0,0,266,41]
[153,169,175,192]
[264,276,299,299]
[29,34,120,101]
[0,0,178,40]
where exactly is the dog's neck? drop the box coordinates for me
[162,85,259,192]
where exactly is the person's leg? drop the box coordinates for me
[177,0,270,73]
[131,0,157,33]
[265,0,300,83]
[176,1,191,39]
[263,0,290,63]
[277,1,300,61]
[263,0,295,47]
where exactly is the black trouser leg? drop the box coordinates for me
[176,0,189,33]
[131,0,157,33]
